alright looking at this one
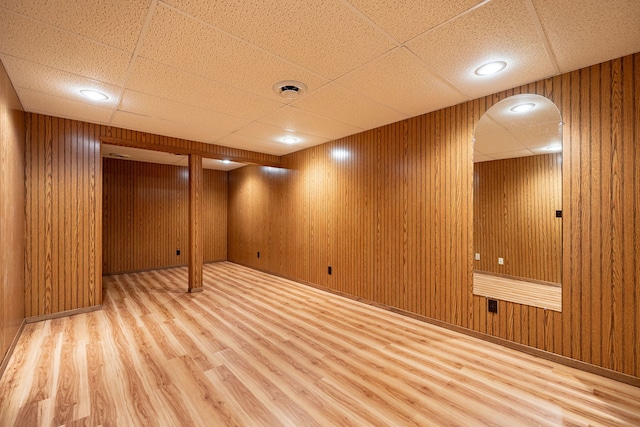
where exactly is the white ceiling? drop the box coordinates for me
[474,94,562,162]
[102,144,245,171]
[1,0,639,157]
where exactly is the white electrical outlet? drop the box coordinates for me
[475,253,480,261]
[498,257,504,265]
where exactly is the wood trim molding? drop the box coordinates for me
[25,305,102,324]
[0,319,26,380]
[230,262,640,389]
[101,136,281,167]
[188,154,203,291]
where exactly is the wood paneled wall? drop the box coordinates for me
[24,115,102,317]
[26,116,235,317]
[0,60,25,364]
[474,153,562,283]
[102,158,227,275]
[228,53,640,379]
[203,166,228,262]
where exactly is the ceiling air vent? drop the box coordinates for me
[273,80,307,99]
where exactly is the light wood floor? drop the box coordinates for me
[1,263,639,426]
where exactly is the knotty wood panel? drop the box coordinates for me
[474,153,562,283]
[2,263,639,425]
[102,158,227,275]
[0,60,25,365]
[228,53,640,379]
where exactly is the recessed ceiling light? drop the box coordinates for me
[511,103,535,113]
[282,137,298,144]
[108,153,130,159]
[273,80,308,99]
[220,159,232,164]
[544,144,562,152]
[80,89,108,101]
[474,61,507,76]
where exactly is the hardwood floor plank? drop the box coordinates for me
[1,262,639,426]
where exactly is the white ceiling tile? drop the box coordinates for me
[475,93,563,160]
[216,133,303,156]
[406,0,556,99]
[490,149,536,160]
[0,8,131,85]
[17,88,113,124]
[103,144,186,165]
[258,106,363,140]
[474,118,527,155]
[139,4,328,101]
[1,56,121,109]
[201,158,245,171]
[291,83,408,130]
[1,0,150,52]
[345,0,484,43]
[513,122,563,149]
[165,0,396,79]
[336,47,467,117]
[0,0,634,159]
[126,58,283,120]
[485,94,561,130]
[102,143,244,170]
[532,0,640,73]
[120,90,251,133]
[473,154,494,163]
[111,110,231,144]
[235,122,330,148]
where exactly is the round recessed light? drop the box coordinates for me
[220,159,232,164]
[80,89,108,101]
[474,61,507,76]
[273,80,308,99]
[282,137,298,144]
[511,103,535,113]
[109,153,130,159]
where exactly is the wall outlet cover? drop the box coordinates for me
[488,299,498,313]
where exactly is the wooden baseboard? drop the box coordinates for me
[228,261,640,389]
[25,305,102,324]
[0,319,26,380]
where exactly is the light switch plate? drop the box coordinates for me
[475,253,480,261]
[498,257,504,265]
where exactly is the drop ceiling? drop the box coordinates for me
[1,0,639,158]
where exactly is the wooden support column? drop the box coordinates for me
[188,154,203,292]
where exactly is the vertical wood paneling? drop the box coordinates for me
[27,116,233,317]
[203,168,228,262]
[188,154,203,291]
[0,59,25,365]
[102,159,227,274]
[25,114,102,317]
[19,53,640,379]
[227,53,640,379]
[473,153,562,283]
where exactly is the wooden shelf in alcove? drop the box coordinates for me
[473,271,562,312]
